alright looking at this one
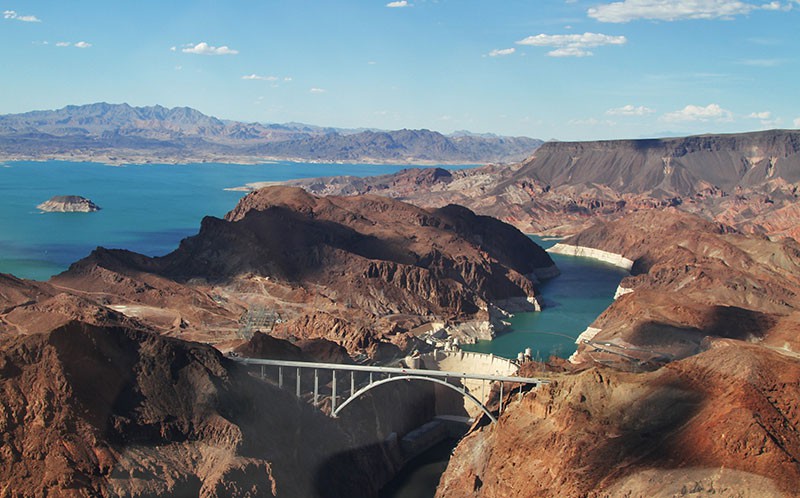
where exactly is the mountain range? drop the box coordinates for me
[0,103,542,164]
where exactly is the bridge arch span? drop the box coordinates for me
[332,374,498,423]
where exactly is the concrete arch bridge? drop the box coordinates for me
[236,357,548,423]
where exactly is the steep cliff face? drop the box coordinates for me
[49,187,555,356]
[437,341,800,497]
[0,321,379,497]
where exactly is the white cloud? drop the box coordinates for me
[4,10,41,22]
[310,88,327,93]
[54,41,91,49]
[182,42,238,56]
[794,118,800,128]
[516,32,627,57]
[548,47,593,57]
[587,0,790,23]
[488,48,516,57]
[242,74,279,81]
[748,111,782,127]
[662,103,733,122]
[606,104,656,116]
[386,1,410,7]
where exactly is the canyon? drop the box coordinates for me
[2,128,800,496]
[271,129,800,496]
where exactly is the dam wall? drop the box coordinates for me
[418,350,518,377]
[547,243,634,271]
[415,350,518,419]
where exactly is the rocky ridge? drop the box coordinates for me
[47,186,556,357]
[0,103,542,165]
[434,209,800,497]
[280,129,800,242]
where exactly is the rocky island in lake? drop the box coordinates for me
[37,195,101,213]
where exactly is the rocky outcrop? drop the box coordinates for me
[37,195,101,212]
[0,321,381,497]
[49,187,556,357]
[438,341,800,497]
[233,332,353,365]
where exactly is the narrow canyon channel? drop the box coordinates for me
[381,238,628,496]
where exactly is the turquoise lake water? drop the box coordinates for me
[0,160,626,361]
[0,160,437,281]
[461,236,628,360]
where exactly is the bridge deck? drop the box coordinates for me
[235,357,549,385]
[234,357,548,423]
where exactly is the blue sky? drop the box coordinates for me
[2,0,799,140]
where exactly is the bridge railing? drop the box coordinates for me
[234,357,549,421]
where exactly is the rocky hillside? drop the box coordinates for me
[553,210,800,367]
[438,340,800,497]
[0,103,541,164]
[0,320,390,497]
[280,130,800,241]
[246,129,541,164]
[49,186,557,356]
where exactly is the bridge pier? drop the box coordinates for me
[331,370,337,414]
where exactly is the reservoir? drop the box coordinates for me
[0,160,468,280]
